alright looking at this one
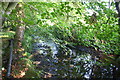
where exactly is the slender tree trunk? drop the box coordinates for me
[114,1,120,38]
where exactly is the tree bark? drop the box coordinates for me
[13,3,25,55]
[14,25,25,54]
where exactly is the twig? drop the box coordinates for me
[24,2,39,12]
[7,39,13,77]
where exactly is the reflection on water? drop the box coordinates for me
[32,38,120,79]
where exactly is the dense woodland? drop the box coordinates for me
[1,1,120,79]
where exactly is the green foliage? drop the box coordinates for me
[3,2,119,56]
[21,2,119,55]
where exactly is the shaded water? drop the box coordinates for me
[31,37,120,79]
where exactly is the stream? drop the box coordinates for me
[31,36,120,79]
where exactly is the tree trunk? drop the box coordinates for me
[14,25,25,55]
[13,3,25,55]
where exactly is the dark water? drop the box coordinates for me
[31,38,120,79]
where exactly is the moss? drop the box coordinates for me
[0,31,15,39]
